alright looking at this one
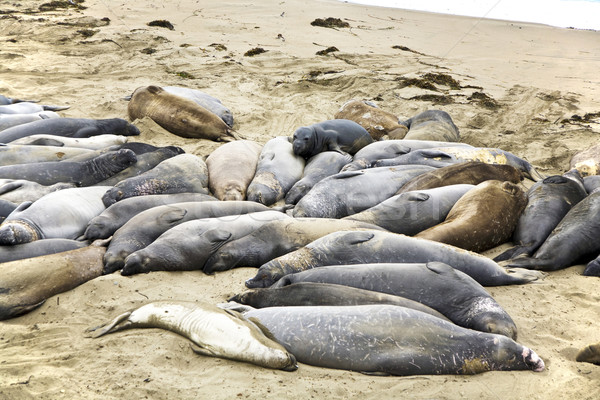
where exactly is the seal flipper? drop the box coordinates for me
[88,311,133,338]
[73,126,101,138]
[0,181,25,196]
[190,343,221,357]
[0,299,46,321]
[493,244,536,262]
[406,192,430,202]
[41,104,70,111]
[26,138,66,147]
[360,371,391,376]
[503,267,546,283]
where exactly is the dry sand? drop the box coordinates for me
[1,0,599,398]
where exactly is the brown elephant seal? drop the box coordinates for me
[576,342,600,365]
[397,161,523,194]
[127,85,237,141]
[333,99,407,140]
[206,140,263,200]
[570,143,600,176]
[242,304,544,375]
[161,86,234,128]
[401,110,460,142]
[89,300,297,371]
[0,242,105,320]
[291,119,374,159]
[416,180,528,253]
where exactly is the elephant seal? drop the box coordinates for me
[242,304,544,375]
[0,186,111,245]
[102,154,209,207]
[0,149,137,186]
[0,198,17,221]
[246,136,305,206]
[0,102,69,114]
[272,262,517,339]
[292,165,435,219]
[161,86,234,128]
[416,180,528,253]
[229,282,449,321]
[397,162,523,194]
[583,255,600,276]
[0,179,75,204]
[570,143,600,176]
[284,151,352,205]
[584,175,600,194]
[333,99,407,140]
[500,190,600,271]
[206,140,262,201]
[576,343,600,365]
[84,192,216,240]
[0,94,38,105]
[0,111,60,131]
[103,201,271,273]
[0,238,88,263]
[0,243,105,320]
[11,133,128,149]
[343,184,474,235]
[203,217,385,273]
[495,173,588,262]
[401,110,460,142]
[127,85,237,141]
[0,117,139,143]
[291,119,374,159]
[0,144,93,166]
[121,210,289,276]
[89,300,297,371]
[245,230,544,288]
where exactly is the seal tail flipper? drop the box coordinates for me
[228,129,245,141]
[527,165,546,182]
[41,104,70,111]
[493,244,536,262]
[503,267,547,283]
[87,311,133,338]
[0,300,46,321]
[190,343,220,357]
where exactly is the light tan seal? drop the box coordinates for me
[576,342,600,365]
[334,99,407,140]
[570,143,600,176]
[127,85,238,141]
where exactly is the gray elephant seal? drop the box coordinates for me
[0,238,88,264]
[11,133,128,149]
[128,86,237,141]
[401,110,460,142]
[343,184,474,235]
[206,140,263,201]
[0,179,75,204]
[0,144,93,166]
[272,262,517,339]
[334,99,407,140]
[243,304,544,375]
[245,230,544,288]
[0,111,60,132]
[583,255,600,276]
[0,243,105,320]
[0,198,17,223]
[0,102,68,114]
[291,119,374,159]
[89,300,297,371]
[576,342,600,365]
[161,86,234,128]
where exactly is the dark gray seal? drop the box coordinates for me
[291,119,374,159]
[242,304,545,375]
[495,173,588,262]
[584,175,600,194]
[271,262,517,339]
[401,110,460,142]
[0,198,17,223]
[245,230,544,288]
[583,255,600,276]
[0,238,88,263]
[343,184,474,234]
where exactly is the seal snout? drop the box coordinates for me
[523,348,545,372]
[0,223,35,245]
[121,253,148,276]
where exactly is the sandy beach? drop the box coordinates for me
[1,0,599,398]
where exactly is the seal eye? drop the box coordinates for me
[304,137,308,141]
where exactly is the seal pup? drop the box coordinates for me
[89,300,297,371]
[334,99,407,140]
[245,230,544,288]
[206,140,263,201]
[242,304,544,375]
[416,181,528,253]
[0,111,60,131]
[401,110,460,142]
[127,85,237,141]
[576,343,600,365]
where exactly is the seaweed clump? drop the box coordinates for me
[244,47,267,57]
[316,46,339,56]
[311,17,349,28]
[147,20,174,30]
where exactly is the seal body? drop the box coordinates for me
[343,184,474,234]
[243,305,544,375]
[206,140,262,201]
[0,238,88,263]
[583,255,600,276]
[334,99,406,140]
[401,110,460,142]
[584,175,600,194]
[291,119,374,159]
[0,102,68,114]
[0,179,75,204]
[246,136,305,206]
[127,85,235,141]
[0,111,60,132]
[162,86,234,128]
[90,300,297,371]
[0,144,93,166]
[245,230,544,288]
[11,133,129,149]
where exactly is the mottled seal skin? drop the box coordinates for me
[397,161,523,194]
[341,139,473,172]
[246,136,305,206]
[291,119,374,159]
[121,210,289,276]
[0,117,139,144]
[333,99,406,140]
[576,343,600,365]
[0,243,105,320]
[272,262,517,339]
[102,154,209,207]
[89,301,297,371]
[583,255,600,276]
[0,111,59,132]
[203,217,385,273]
[0,179,75,204]
[416,180,528,253]
[243,304,544,375]
[162,86,234,128]
[500,190,600,271]
[245,230,544,288]
[0,144,93,166]
[84,192,217,241]
[284,151,352,205]
[292,165,435,219]
[206,140,262,201]
[0,149,137,187]
[230,282,450,321]
[11,133,128,150]
[570,143,600,177]
[495,173,588,262]
[343,184,474,235]
[401,110,460,142]
[0,238,88,263]
[103,201,271,274]
[0,186,111,245]
[127,86,236,141]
